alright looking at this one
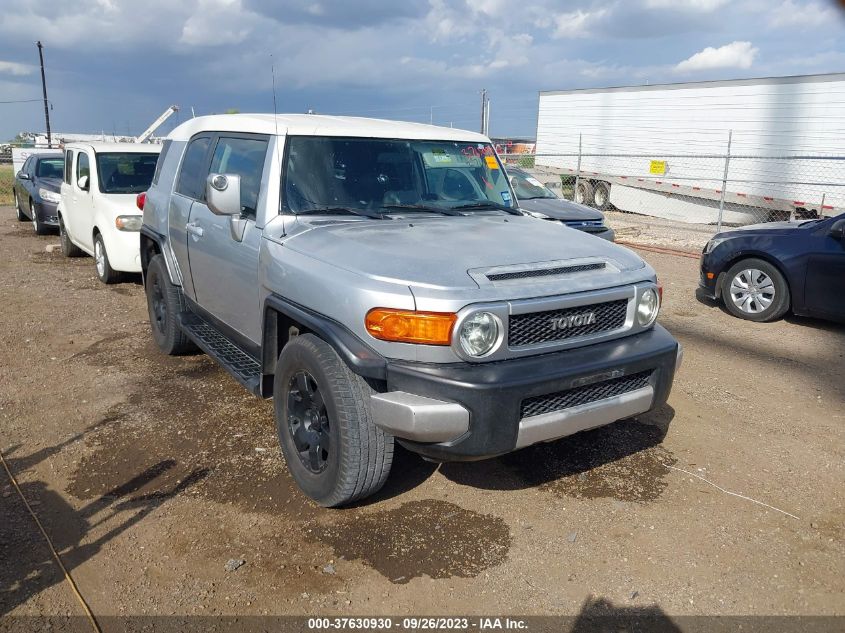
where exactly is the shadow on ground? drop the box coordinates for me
[0,427,207,617]
[441,405,676,503]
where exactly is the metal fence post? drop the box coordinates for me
[716,129,732,233]
[573,133,582,202]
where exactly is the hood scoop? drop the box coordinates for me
[469,258,619,288]
[486,261,606,282]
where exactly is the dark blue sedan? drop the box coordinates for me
[13,152,64,235]
[697,213,845,322]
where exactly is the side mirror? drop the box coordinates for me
[17,171,30,181]
[829,219,845,241]
[77,175,89,191]
[206,173,242,216]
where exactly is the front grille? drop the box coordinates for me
[521,370,653,418]
[487,262,605,282]
[508,299,628,347]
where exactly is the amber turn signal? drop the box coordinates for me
[365,308,456,345]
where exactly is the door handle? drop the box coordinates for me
[186,222,204,238]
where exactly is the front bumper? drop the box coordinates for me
[33,200,59,226]
[697,255,721,301]
[372,324,680,461]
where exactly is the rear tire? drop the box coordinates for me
[721,258,790,322]
[575,180,594,206]
[593,182,611,211]
[145,254,196,355]
[93,233,121,284]
[59,215,83,257]
[274,334,393,507]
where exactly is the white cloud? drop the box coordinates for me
[551,9,608,39]
[180,0,260,46]
[768,0,840,29]
[645,0,728,10]
[675,41,758,72]
[0,61,32,76]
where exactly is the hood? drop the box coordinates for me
[517,197,604,221]
[284,215,643,290]
[719,219,812,238]
[34,176,62,192]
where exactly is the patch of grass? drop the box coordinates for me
[516,155,535,168]
[0,164,14,206]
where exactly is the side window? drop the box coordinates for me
[208,136,269,215]
[152,139,171,186]
[64,150,73,184]
[176,136,211,200]
[76,152,90,186]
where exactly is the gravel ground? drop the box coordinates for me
[0,205,843,628]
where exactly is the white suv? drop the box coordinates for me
[58,142,161,283]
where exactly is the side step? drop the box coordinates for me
[177,312,262,396]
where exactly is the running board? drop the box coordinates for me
[177,312,262,396]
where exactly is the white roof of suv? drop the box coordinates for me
[63,142,162,153]
[167,114,490,143]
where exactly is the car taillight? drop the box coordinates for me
[136,192,146,211]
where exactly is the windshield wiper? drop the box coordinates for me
[297,206,385,219]
[379,203,462,216]
[452,201,522,216]
[519,195,556,200]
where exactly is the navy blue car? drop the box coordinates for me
[697,212,845,322]
[13,152,64,235]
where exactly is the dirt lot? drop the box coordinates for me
[0,205,843,627]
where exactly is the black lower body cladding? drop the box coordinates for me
[386,324,680,462]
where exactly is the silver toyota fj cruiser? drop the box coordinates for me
[140,114,681,507]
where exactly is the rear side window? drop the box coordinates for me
[209,136,268,215]
[64,150,73,184]
[176,136,211,200]
[152,140,171,186]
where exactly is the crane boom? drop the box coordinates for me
[136,105,179,143]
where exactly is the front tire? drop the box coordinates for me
[15,191,27,221]
[59,215,83,257]
[93,233,121,284]
[145,254,196,355]
[31,200,50,235]
[722,258,790,322]
[274,334,393,507]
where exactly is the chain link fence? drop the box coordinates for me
[501,145,844,250]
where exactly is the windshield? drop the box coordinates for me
[283,137,514,215]
[36,158,64,179]
[96,152,159,194]
[509,170,557,200]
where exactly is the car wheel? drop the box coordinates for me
[58,215,83,257]
[593,182,611,211]
[574,180,594,206]
[93,233,121,284]
[274,334,393,507]
[722,258,790,322]
[145,254,196,355]
[30,200,49,235]
[15,191,27,222]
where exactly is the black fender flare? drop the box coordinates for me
[262,294,387,382]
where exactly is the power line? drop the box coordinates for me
[0,98,43,104]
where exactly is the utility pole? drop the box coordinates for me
[36,41,52,148]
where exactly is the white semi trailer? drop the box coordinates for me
[531,73,845,225]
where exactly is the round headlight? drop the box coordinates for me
[459,312,500,357]
[637,288,660,326]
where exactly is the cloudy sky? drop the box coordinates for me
[1,0,844,141]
